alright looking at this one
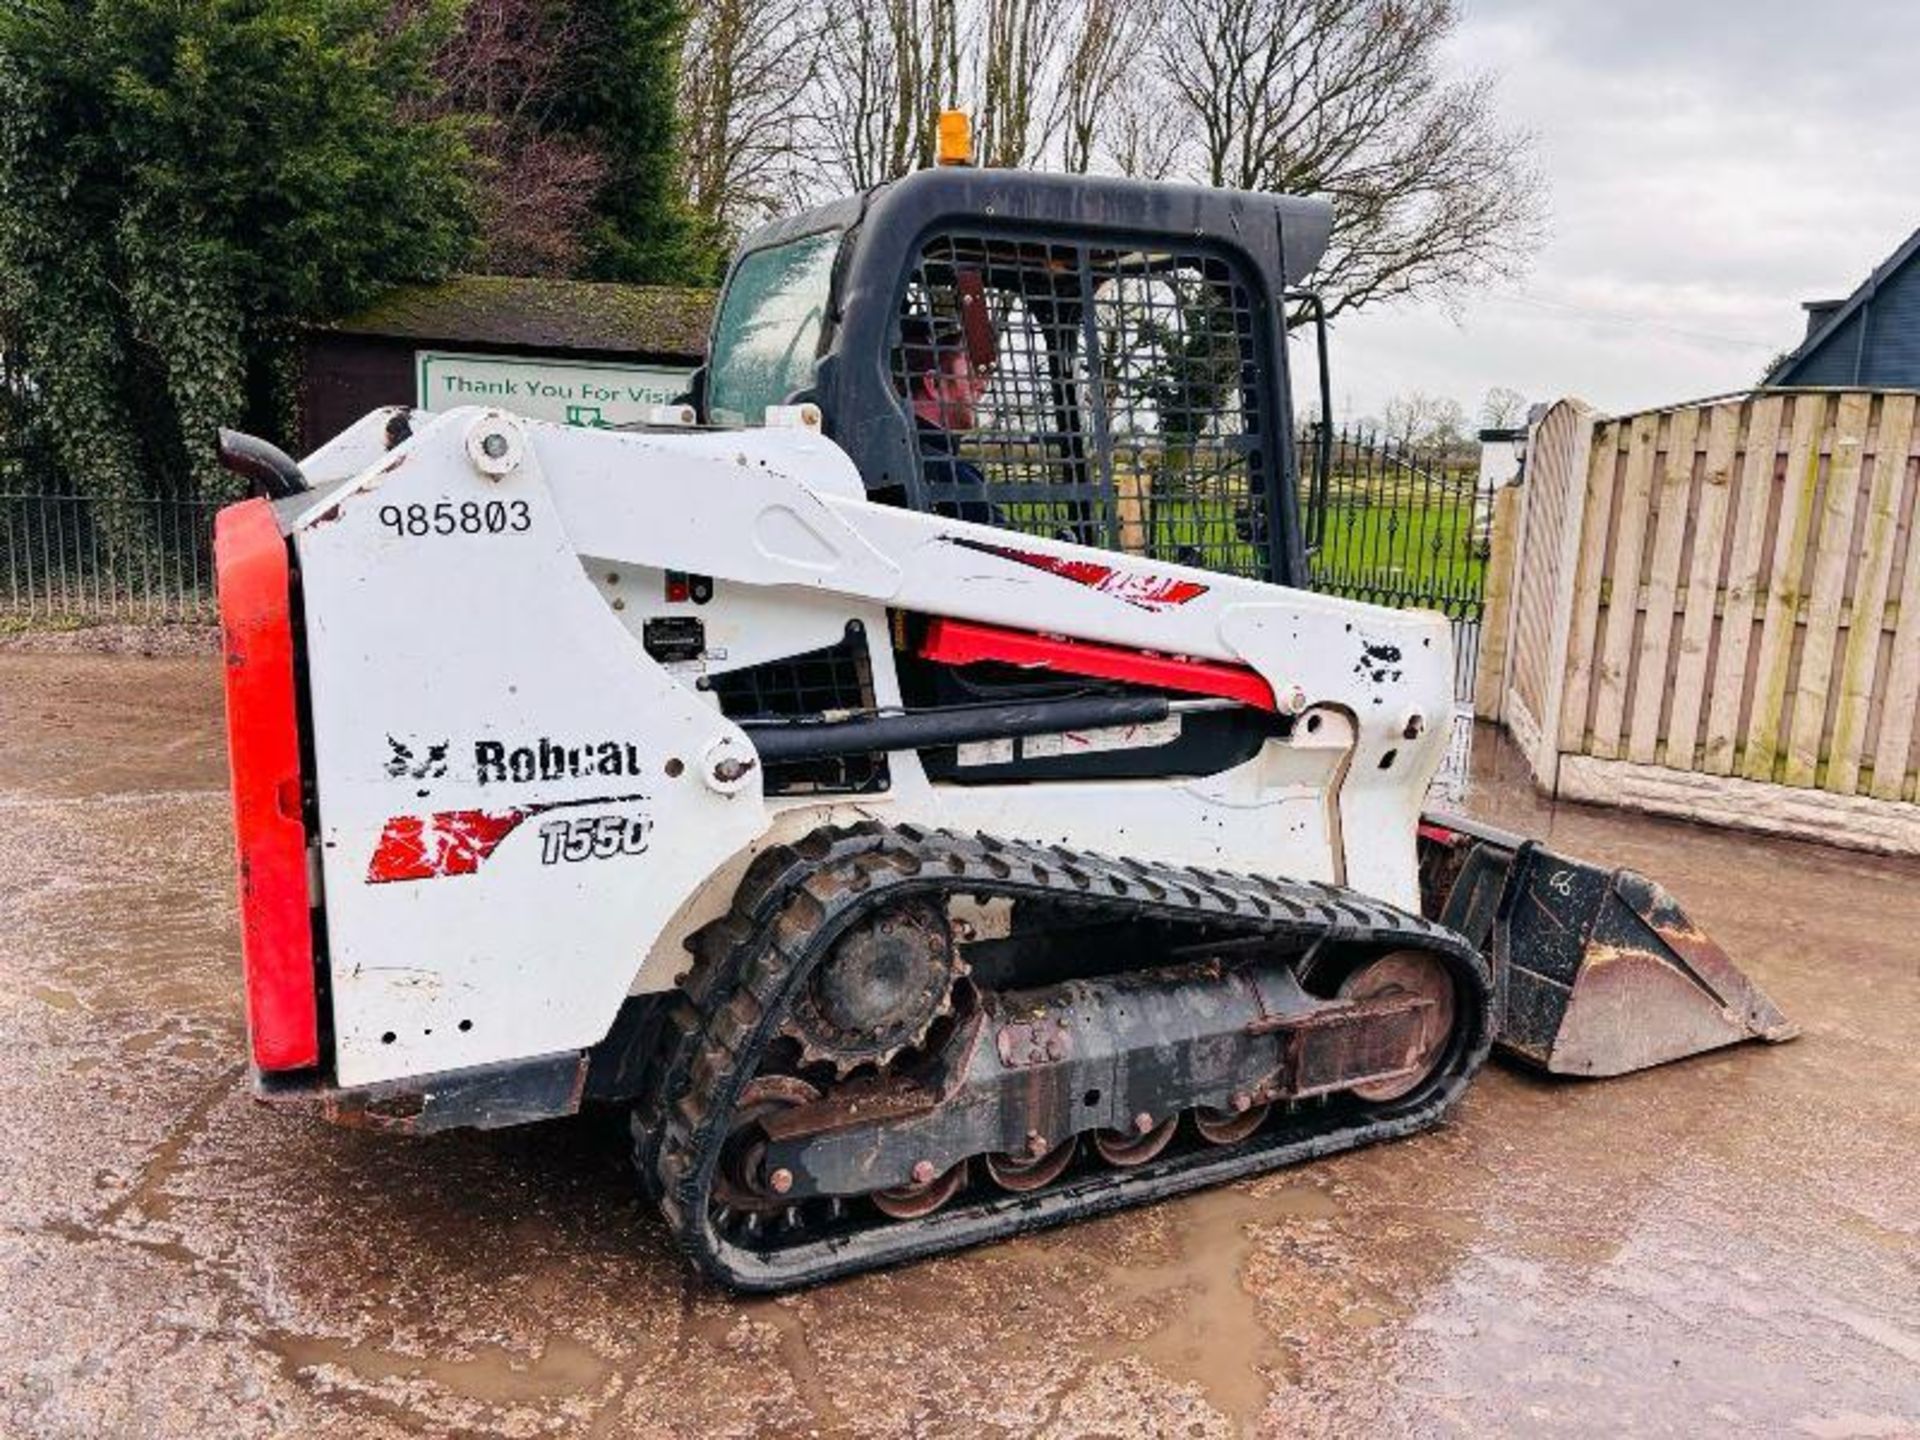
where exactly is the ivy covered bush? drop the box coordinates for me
[0,0,476,532]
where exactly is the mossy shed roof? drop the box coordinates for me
[328,275,716,359]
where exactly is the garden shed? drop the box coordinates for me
[300,275,715,451]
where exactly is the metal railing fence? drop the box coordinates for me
[2,488,222,622]
[1297,422,1497,705]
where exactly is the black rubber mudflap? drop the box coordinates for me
[1420,812,1797,1077]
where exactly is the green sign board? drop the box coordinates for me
[415,350,695,429]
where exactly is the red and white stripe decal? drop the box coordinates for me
[946,537,1208,611]
[367,808,529,884]
[366,793,648,883]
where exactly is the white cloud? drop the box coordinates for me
[1317,0,1920,424]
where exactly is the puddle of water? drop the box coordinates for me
[267,1329,612,1406]
[98,1062,244,1227]
[1075,1183,1323,1430]
[1343,1303,1389,1330]
[675,1290,843,1436]
[744,1299,846,1433]
[40,1214,202,1269]
[1261,1183,1341,1221]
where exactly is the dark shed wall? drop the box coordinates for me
[1864,260,1920,382]
[1785,311,1868,386]
[1775,253,1920,387]
[301,334,415,453]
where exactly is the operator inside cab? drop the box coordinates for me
[896,314,999,527]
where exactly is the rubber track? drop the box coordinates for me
[639,823,1493,1292]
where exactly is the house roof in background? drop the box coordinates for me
[328,275,716,359]
[1766,225,1920,385]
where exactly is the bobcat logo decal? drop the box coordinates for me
[385,734,451,782]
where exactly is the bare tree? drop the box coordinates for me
[1057,0,1152,174]
[806,0,1126,188]
[814,0,962,191]
[680,0,822,262]
[761,0,1539,334]
[1382,390,1467,449]
[1155,0,1543,315]
[972,0,1068,168]
[1479,385,1527,430]
[1105,77,1190,181]
[426,0,606,276]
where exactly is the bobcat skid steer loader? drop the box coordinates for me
[213,159,1792,1290]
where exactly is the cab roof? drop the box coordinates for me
[736,167,1334,290]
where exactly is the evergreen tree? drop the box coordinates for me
[0,0,475,517]
[556,0,707,283]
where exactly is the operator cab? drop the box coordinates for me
[698,166,1333,590]
[695,166,1335,793]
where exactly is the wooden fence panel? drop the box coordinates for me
[1783,391,1871,787]
[1627,407,1699,763]
[1665,402,1742,769]
[1473,484,1523,720]
[1870,417,1920,803]
[1557,419,1621,751]
[1702,395,1787,775]
[1590,412,1661,760]
[1742,394,1828,783]
[1500,399,1593,785]
[1500,388,1920,852]
[1827,395,1912,793]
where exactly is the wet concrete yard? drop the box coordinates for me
[3,651,1917,1437]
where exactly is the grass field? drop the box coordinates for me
[1310,494,1488,610]
[998,460,1490,614]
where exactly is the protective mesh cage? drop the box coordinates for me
[892,233,1276,580]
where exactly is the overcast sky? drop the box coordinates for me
[1320,0,1920,426]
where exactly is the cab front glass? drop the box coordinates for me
[706,230,841,426]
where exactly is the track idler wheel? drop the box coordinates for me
[1337,949,1456,1103]
[983,1138,1075,1192]
[783,898,960,1075]
[1092,1114,1178,1167]
[713,1075,821,1213]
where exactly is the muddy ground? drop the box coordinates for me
[2,651,1916,1439]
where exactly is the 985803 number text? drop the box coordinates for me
[377,499,531,539]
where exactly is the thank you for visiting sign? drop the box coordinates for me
[416,351,694,428]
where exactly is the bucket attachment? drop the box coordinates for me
[1417,813,1797,1077]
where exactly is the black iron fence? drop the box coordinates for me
[3,426,1500,668]
[1,489,222,622]
[1297,423,1496,703]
